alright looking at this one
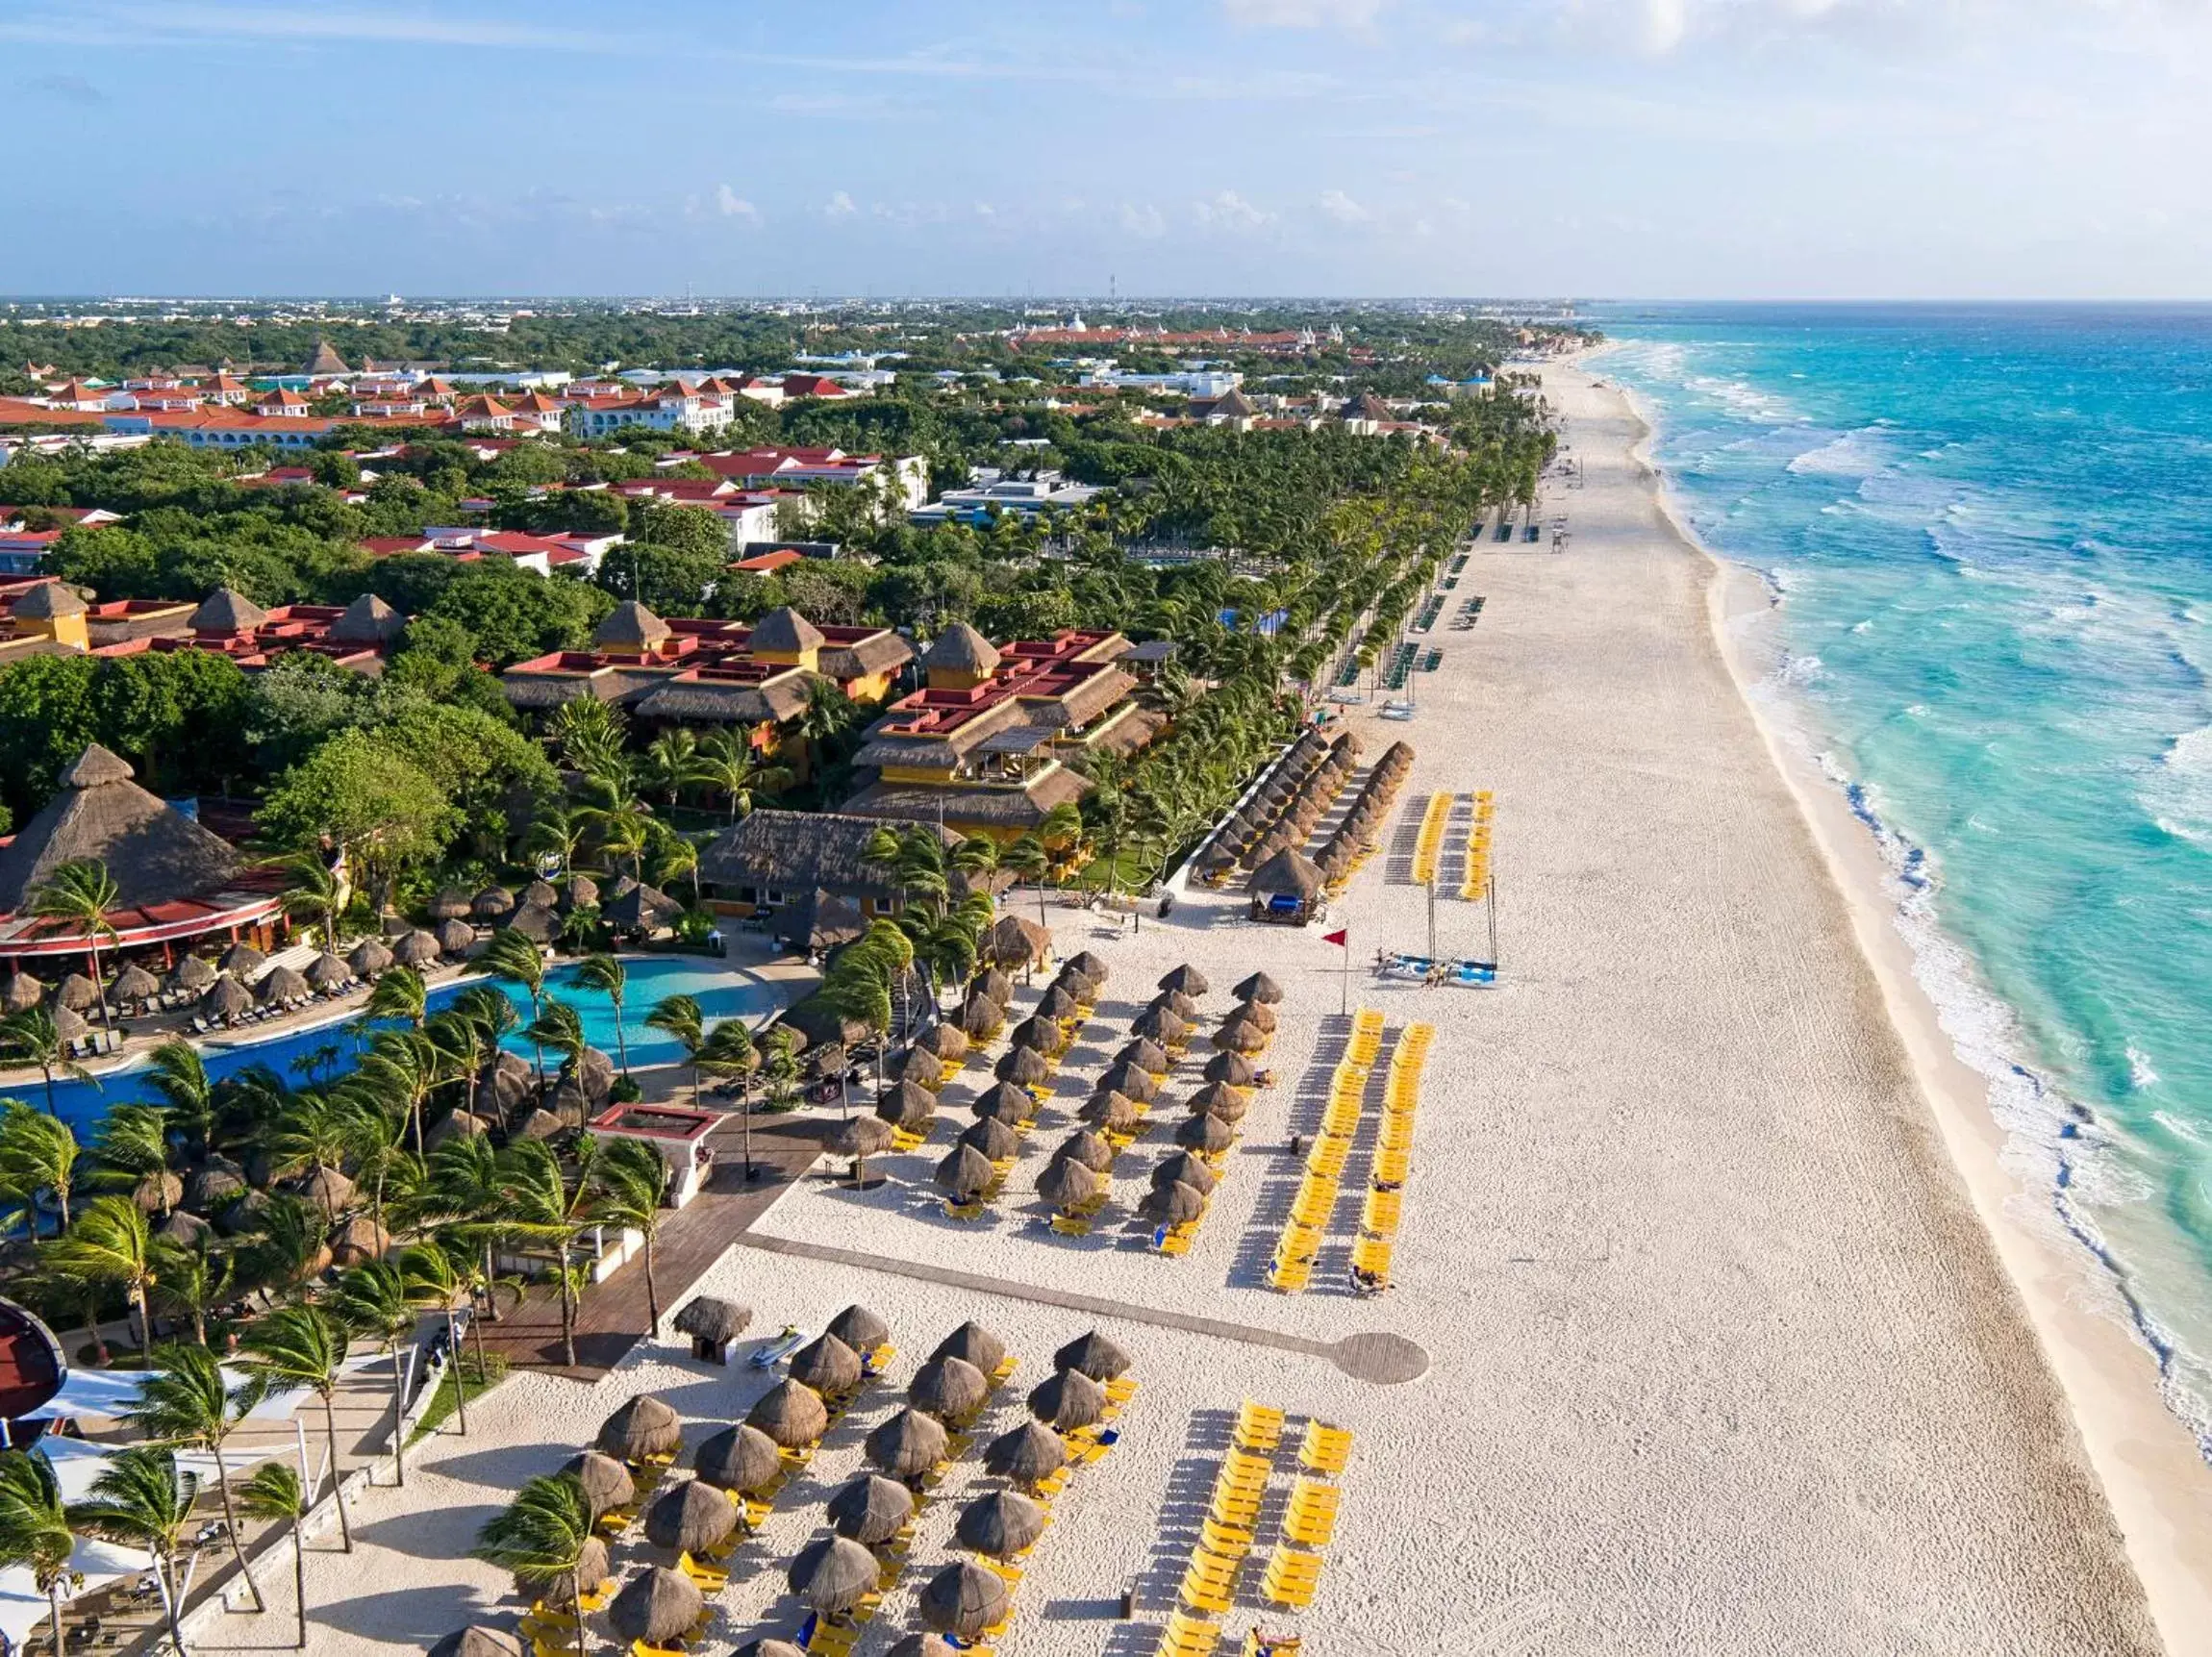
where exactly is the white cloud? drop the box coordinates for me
[715,185,761,222]
[1193,189,1274,231]
[1221,0,1388,28]
[821,191,858,219]
[1119,202,1168,238]
[1319,188,1370,224]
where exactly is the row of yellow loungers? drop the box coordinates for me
[1456,790,1496,901]
[1158,1409,1356,1655]
[1350,1022,1431,1293]
[799,1341,1030,1657]
[1409,791,1452,887]
[1268,1009,1385,1292]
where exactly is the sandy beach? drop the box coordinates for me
[214,365,2212,1657]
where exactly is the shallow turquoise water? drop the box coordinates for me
[1596,303,2212,1454]
[13,955,780,1132]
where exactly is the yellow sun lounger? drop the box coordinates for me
[1201,1515,1256,1561]
[1259,1544,1323,1609]
[1157,1607,1222,1657]
[1282,1477,1340,1548]
[1234,1398,1285,1453]
[1298,1420,1354,1476]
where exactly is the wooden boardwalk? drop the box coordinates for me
[473,1111,835,1379]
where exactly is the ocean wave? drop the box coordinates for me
[1785,427,1891,477]
[2130,1047,2162,1091]
[2142,725,2212,847]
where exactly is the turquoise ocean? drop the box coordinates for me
[1594,304,2212,1457]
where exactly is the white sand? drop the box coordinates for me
[242,367,2211,1657]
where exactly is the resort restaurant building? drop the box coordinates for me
[840,621,1164,841]
[498,602,914,776]
[696,810,970,951]
[0,743,285,970]
[3,583,406,673]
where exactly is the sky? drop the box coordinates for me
[8,0,2212,299]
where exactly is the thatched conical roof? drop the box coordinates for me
[1129,1007,1187,1043]
[1115,1039,1169,1075]
[565,1451,637,1519]
[511,1107,563,1142]
[1248,846,1323,899]
[827,1473,915,1545]
[168,955,217,992]
[921,621,1000,676]
[875,1079,937,1129]
[1213,1017,1268,1054]
[916,1022,968,1061]
[959,1117,1019,1164]
[1036,1157,1099,1212]
[533,1536,610,1607]
[973,967,1015,1006]
[673,1297,752,1345]
[1148,989,1198,1020]
[607,1567,703,1646]
[595,599,669,650]
[1052,1329,1133,1381]
[471,886,515,918]
[908,1355,988,1422]
[428,1628,525,1657]
[1007,1015,1057,1055]
[51,1004,88,1042]
[260,965,309,1004]
[747,1379,828,1447]
[984,915,1050,968]
[864,1407,947,1479]
[1158,965,1209,996]
[54,973,99,1011]
[1141,1181,1206,1224]
[392,930,440,967]
[185,1157,245,1212]
[599,1393,684,1460]
[1202,1052,1260,1086]
[1149,1150,1219,1195]
[971,1082,1033,1124]
[1186,1082,1247,1122]
[826,1304,890,1352]
[0,744,239,913]
[1233,998,1278,1033]
[505,904,559,944]
[110,964,161,1003]
[1064,950,1109,983]
[787,1534,879,1615]
[1075,1092,1137,1133]
[1053,1129,1115,1174]
[994,1047,1049,1088]
[155,1208,213,1246]
[958,993,1005,1039]
[347,938,393,977]
[917,1560,1010,1639]
[1026,1366,1106,1430]
[931,1321,1006,1378]
[304,952,351,991]
[692,1423,781,1494]
[0,971,42,1012]
[895,1046,943,1089]
[294,1165,354,1218]
[430,917,474,955]
[789,1333,863,1395]
[1096,1062,1157,1103]
[983,1420,1068,1490]
[645,1477,737,1554]
[328,1213,390,1267]
[1034,985,1080,1021]
[428,888,472,921]
[956,1491,1047,1560]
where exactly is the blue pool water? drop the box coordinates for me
[1594,303,2212,1454]
[10,956,785,1133]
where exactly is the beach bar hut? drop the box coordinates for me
[673,1295,753,1365]
[1247,846,1326,924]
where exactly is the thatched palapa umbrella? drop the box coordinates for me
[747,1380,828,1448]
[506,903,559,944]
[511,1107,563,1142]
[599,1393,684,1461]
[110,964,161,1006]
[972,967,1015,1006]
[908,1355,988,1423]
[917,1560,1010,1640]
[956,1491,1046,1560]
[168,955,217,992]
[692,1423,781,1494]
[55,972,99,1012]
[828,1473,915,1545]
[155,1209,212,1246]
[837,1116,896,1178]
[827,1304,890,1353]
[218,941,264,975]
[1202,1052,1261,1087]
[1214,1016,1268,1054]
[1130,1007,1187,1045]
[916,1023,968,1062]
[932,1321,1006,1378]
[994,1047,1050,1089]
[984,915,1051,970]
[1053,1329,1132,1381]
[1026,1367,1106,1430]
[471,886,515,919]
[646,1477,736,1555]
[788,1535,881,1617]
[435,917,477,957]
[1096,1061,1157,1103]
[51,1005,88,1043]
[1142,1181,1206,1226]
[429,888,472,921]
[304,952,350,992]
[132,1170,182,1215]
[0,971,43,1012]
[1034,985,1081,1022]
[1186,1082,1248,1120]
[971,1081,1033,1124]
[958,993,1005,1040]
[1036,1157,1099,1214]
[260,965,309,1005]
[673,1296,753,1348]
[896,1046,943,1090]
[1116,1038,1169,1076]
[1148,989,1198,1021]
[429,1628,524,1657]
[1064,950,1109,985]
[1051,969,1099,1006]
[865,1407,948,1480]
[392,929,440,967]
[876,1079,937,1129]
[934,1143,993,1203]
[1053,1129,1115,1174]
[1007,1016,1058,1056]
[328,1213,390,1267]
[983,1420,1068,1492]
[1150,1151,1219,1195]
[885,1637,957,1657]
[520,878,559,911]
[788,1333,863,1396]
[959,1117,1019,1164]
[1158,965,1209,996]
[347,938,393,978]
[1075,1092,1137,1134]
[608,1567,703,1649]
[535,1536,611,1607]
[1233,998,1278,1034]
[565,1451,637,1519]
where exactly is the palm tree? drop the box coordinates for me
[124,1343,264,1612]
[141,1039,215,1157]
[479,930,549,1086]
[798,674,859,772]
[523,802,591,883]
[445,985,519,1123]
[91,1102,173,1216]
[353,1027,446,1156]
[149,1233,232,1346]
[569,955,629,1076]
[652,835,700,906]
[473,1472,594,1657]
[239,1303,355,1552]
[697,1022,760,1177]
[643,993,705,1106]
[591,1137,668,1338]
[68,1446,193,1656]
[0,1448,77,1657]
[997,833,1051,927]
[500,1138,598,1371]
[0,1099,78,1232]
[27,859,121,1038]
[275,851,346,950]
[332,1260,416,1489]
[238,1462,310,1648]
[416,1134,510,1327]
[692,728,791,822]
[639,728,703,808]
[591,803,653,883]
[0,1008,92,1119]
[526,999,588,1084]
[46,1195,154,1351]
[398,1243,474,1436]
[361,964,427,1033]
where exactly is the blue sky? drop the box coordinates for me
[9,0,2212,299]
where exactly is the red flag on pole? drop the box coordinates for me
[1321,928,1347,947]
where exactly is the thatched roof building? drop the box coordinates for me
[699,811,962,949]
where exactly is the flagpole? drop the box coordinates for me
[1340,923,1349,1017]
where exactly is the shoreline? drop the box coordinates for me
[1585,357,2212,1651]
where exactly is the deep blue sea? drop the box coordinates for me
[1594,303,2212,1453]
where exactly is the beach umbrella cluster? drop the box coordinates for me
[1201,727,1357,880]
[1316,738,1414,888]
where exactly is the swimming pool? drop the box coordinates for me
[6,956,792,1134]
